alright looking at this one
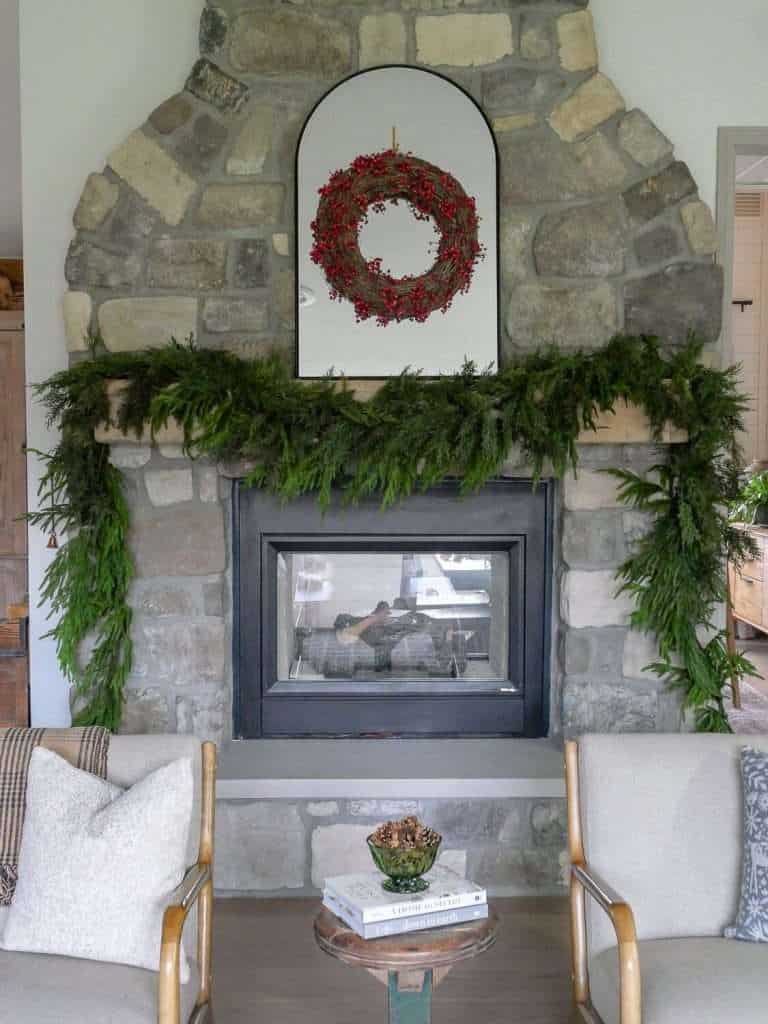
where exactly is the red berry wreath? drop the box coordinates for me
[310,149,483,326]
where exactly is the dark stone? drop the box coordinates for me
[233,239,269,288]
[564,628,626,677]
[633,224,682,268]
[65,239,142,288]
[200,6,228,56]
[108,194,157,244]
[185,58,249,115]
[176,114,228,174]
[499,131,621,204]
[149,94,193,136]
[483,68,567,112]
[624,262,724,346]
[623,162,697,226]
[229,11,352,77]
[534,199,627,277]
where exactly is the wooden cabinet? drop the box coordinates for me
[728,526,768,632]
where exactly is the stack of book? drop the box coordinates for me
[323,865,488,940]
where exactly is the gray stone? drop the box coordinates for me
[216,802,305,891]
[680,200,718,255]
[426,801,506,842]
[148,238,227,291]
[99,298,198,352]
[469,843,564,892]
[203,581,225,617]
[230,12,352,76]
[562,510,626,568]
[176,694,226,744]
[623,629,666,681]
[437,849,468,878]
[226,108,273,176]
[158,445,185,460]
[185,58,250,114]
[119,688,170,735]
[65,239,142,289]
[506,281,618,352]
[500,209,536,284]
[348,800,421,818]
[63,292,92,352]
[415,14,514,67]
[564,628,625,677]
[200,6,229,56]
[563,469,622,510]
[623,162,697,226]
[307,802,339,817]
[108,194,157,244]
[499,131,624,204]
[561,569,634,628]
[203,297,269,335]
[531,802,567,847]
[108,445,151,470]
[311,825,373,887]
[197,467,220,504]
[634,224,682,267]
[149,94,193,136]
[108,130,198,227]
[623,509,655,549]
[549,74,624,143]
[557,10,598,72]
[196,185,284,227]
[520,16,552,61]
[272,269,295,327]
[176,114,228,174]
[623,263,724,346]
[131,618,226,684]
[144,468,194,507]
[233,239,269,288]
[617,109,673,167]
[130,504,226,576]
[562,678,658,735]
[73,173,120,230]
[130,584,194,617]
[534,199,627,277]
[359,13,406,68]
[483,68,566,113]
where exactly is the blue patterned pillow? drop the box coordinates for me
[726,747,768,943]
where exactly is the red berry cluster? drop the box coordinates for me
[310,149,483,326]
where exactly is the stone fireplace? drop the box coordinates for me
[62,0,723,894]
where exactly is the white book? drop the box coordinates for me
[324,865,487,924]
[323,888,488,940]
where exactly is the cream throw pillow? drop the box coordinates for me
[1,747,193,979]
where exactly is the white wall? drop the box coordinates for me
[591,0,768,212]
[0,0,22,255]
[19,0,199,724]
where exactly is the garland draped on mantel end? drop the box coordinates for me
[29,334,756,733]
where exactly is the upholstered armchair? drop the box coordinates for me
[0,735,216,1024]
[566,734,768,1024]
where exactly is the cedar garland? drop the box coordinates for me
[29,334,755,732]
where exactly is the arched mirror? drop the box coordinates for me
[296,66,499,378]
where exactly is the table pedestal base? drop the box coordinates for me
[387,970,433,1024]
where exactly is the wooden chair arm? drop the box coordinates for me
[571,863,641,1024]
[159,863,213,1024]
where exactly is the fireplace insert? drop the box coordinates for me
[233,480,552,737]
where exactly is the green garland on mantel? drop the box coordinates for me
[30,334,756,733]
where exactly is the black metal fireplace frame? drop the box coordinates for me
[233,479,553,738]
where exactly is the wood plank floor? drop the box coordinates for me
[212,897,579,1024]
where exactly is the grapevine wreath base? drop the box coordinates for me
[310,149,483,326]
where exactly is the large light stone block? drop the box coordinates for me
[416,14,514,68]
[499,130,625,204]
[623,629,666,680]
[534,198,627,277]
[226,107,273,176]
[62,292,92,352]
[98,297,198,352]
[549,74,625,143]
[562,678,658,734]
[557,10,598,72]
[681,200,718,255]
[617,109,672,167]
[108,445,151,470]
[119,688,170,735]
[147,239,227,291]
[506,281,618,352]
[108,130,197,226]
[360,13,406,68]
[561,570,634,628]
[73,173,120,231]
[176,694,226,744]
[230,11,352,76]
[202,298,269,334]
[216,802,306,891]
[145,469,194,507]
[311,825,373,888]
[130,504,226,577]
[196,184,284,227]
[563,469,622,510]
[131,618,226,685]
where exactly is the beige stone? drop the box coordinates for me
[108,130,197,226]
[272,233,289,257]
[145,469,194,507]
[549,74,625,143]
[572,133,628,190]
[617,109,673,166]
[416,14,513,68]
[359,13,406,68]
[500,210,535,284]
[226,107,273,176]
[230,11,352,76]
[62,292,92,352]
[196,184,284,227]
[557,10,598,72]
[73,173,120,230]
[493,113,539,134]
[681,200,718,255]
[98,297,198,352]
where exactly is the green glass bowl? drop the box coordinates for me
[367,837,441,894]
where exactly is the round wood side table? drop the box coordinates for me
[314,905,499,1024]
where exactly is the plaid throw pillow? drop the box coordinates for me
[726,746,768,943]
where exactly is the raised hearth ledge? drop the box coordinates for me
[215,738,566,800]
[95,379,688,447]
